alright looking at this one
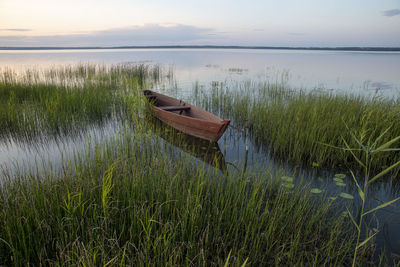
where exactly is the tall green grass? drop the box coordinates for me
[194,81,400,175]
[0,64,392,265]
[0,64,161,140]
[0,124,372,266]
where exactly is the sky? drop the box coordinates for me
[0,0,399,47]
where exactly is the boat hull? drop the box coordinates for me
[144,90,230,142]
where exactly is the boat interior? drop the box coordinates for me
[144,90,193,116]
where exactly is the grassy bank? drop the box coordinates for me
[0,124,372,266]
[194,81,400,175]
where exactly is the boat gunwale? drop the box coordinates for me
[148,90,223,123]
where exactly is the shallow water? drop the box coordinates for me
[1,48,400,262]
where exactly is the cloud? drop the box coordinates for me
[0,24,216,47]
[0,28,32,32]
[382,9,400,17]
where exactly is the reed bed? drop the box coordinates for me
[0,64,388,265]
[0,124,372,266]
[194,81,400,175]
[0,64,161,141]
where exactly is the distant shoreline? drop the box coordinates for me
[1,45,400,52]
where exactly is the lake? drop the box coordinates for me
[1,48,400,261]
[1,48,400,96]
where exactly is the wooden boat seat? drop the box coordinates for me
[159,105,191,112]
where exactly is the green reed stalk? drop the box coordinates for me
[321,127,400,266]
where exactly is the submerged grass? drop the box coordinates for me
[0,124,372,266]
[194,81,400,175]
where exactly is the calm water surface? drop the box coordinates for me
[1,48,399,96]
[1,49,399,262]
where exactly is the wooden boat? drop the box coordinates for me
[143,90,230,142]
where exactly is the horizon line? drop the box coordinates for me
[1,45,400,52]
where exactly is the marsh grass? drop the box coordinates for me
[0,64,161,141]
[0,124,372,266]
[193,81,400,175]
[0,64,390,265]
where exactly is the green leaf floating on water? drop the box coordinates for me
[282,183,294,189]
[335,182,346,187]
[334,173,346,179]
[311,188,323,194]
[339,193,354,199]
[333,177,344,183]
[281,176,294,183]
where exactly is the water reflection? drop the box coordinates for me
[0,118,124,178]
[145,117,227,173]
